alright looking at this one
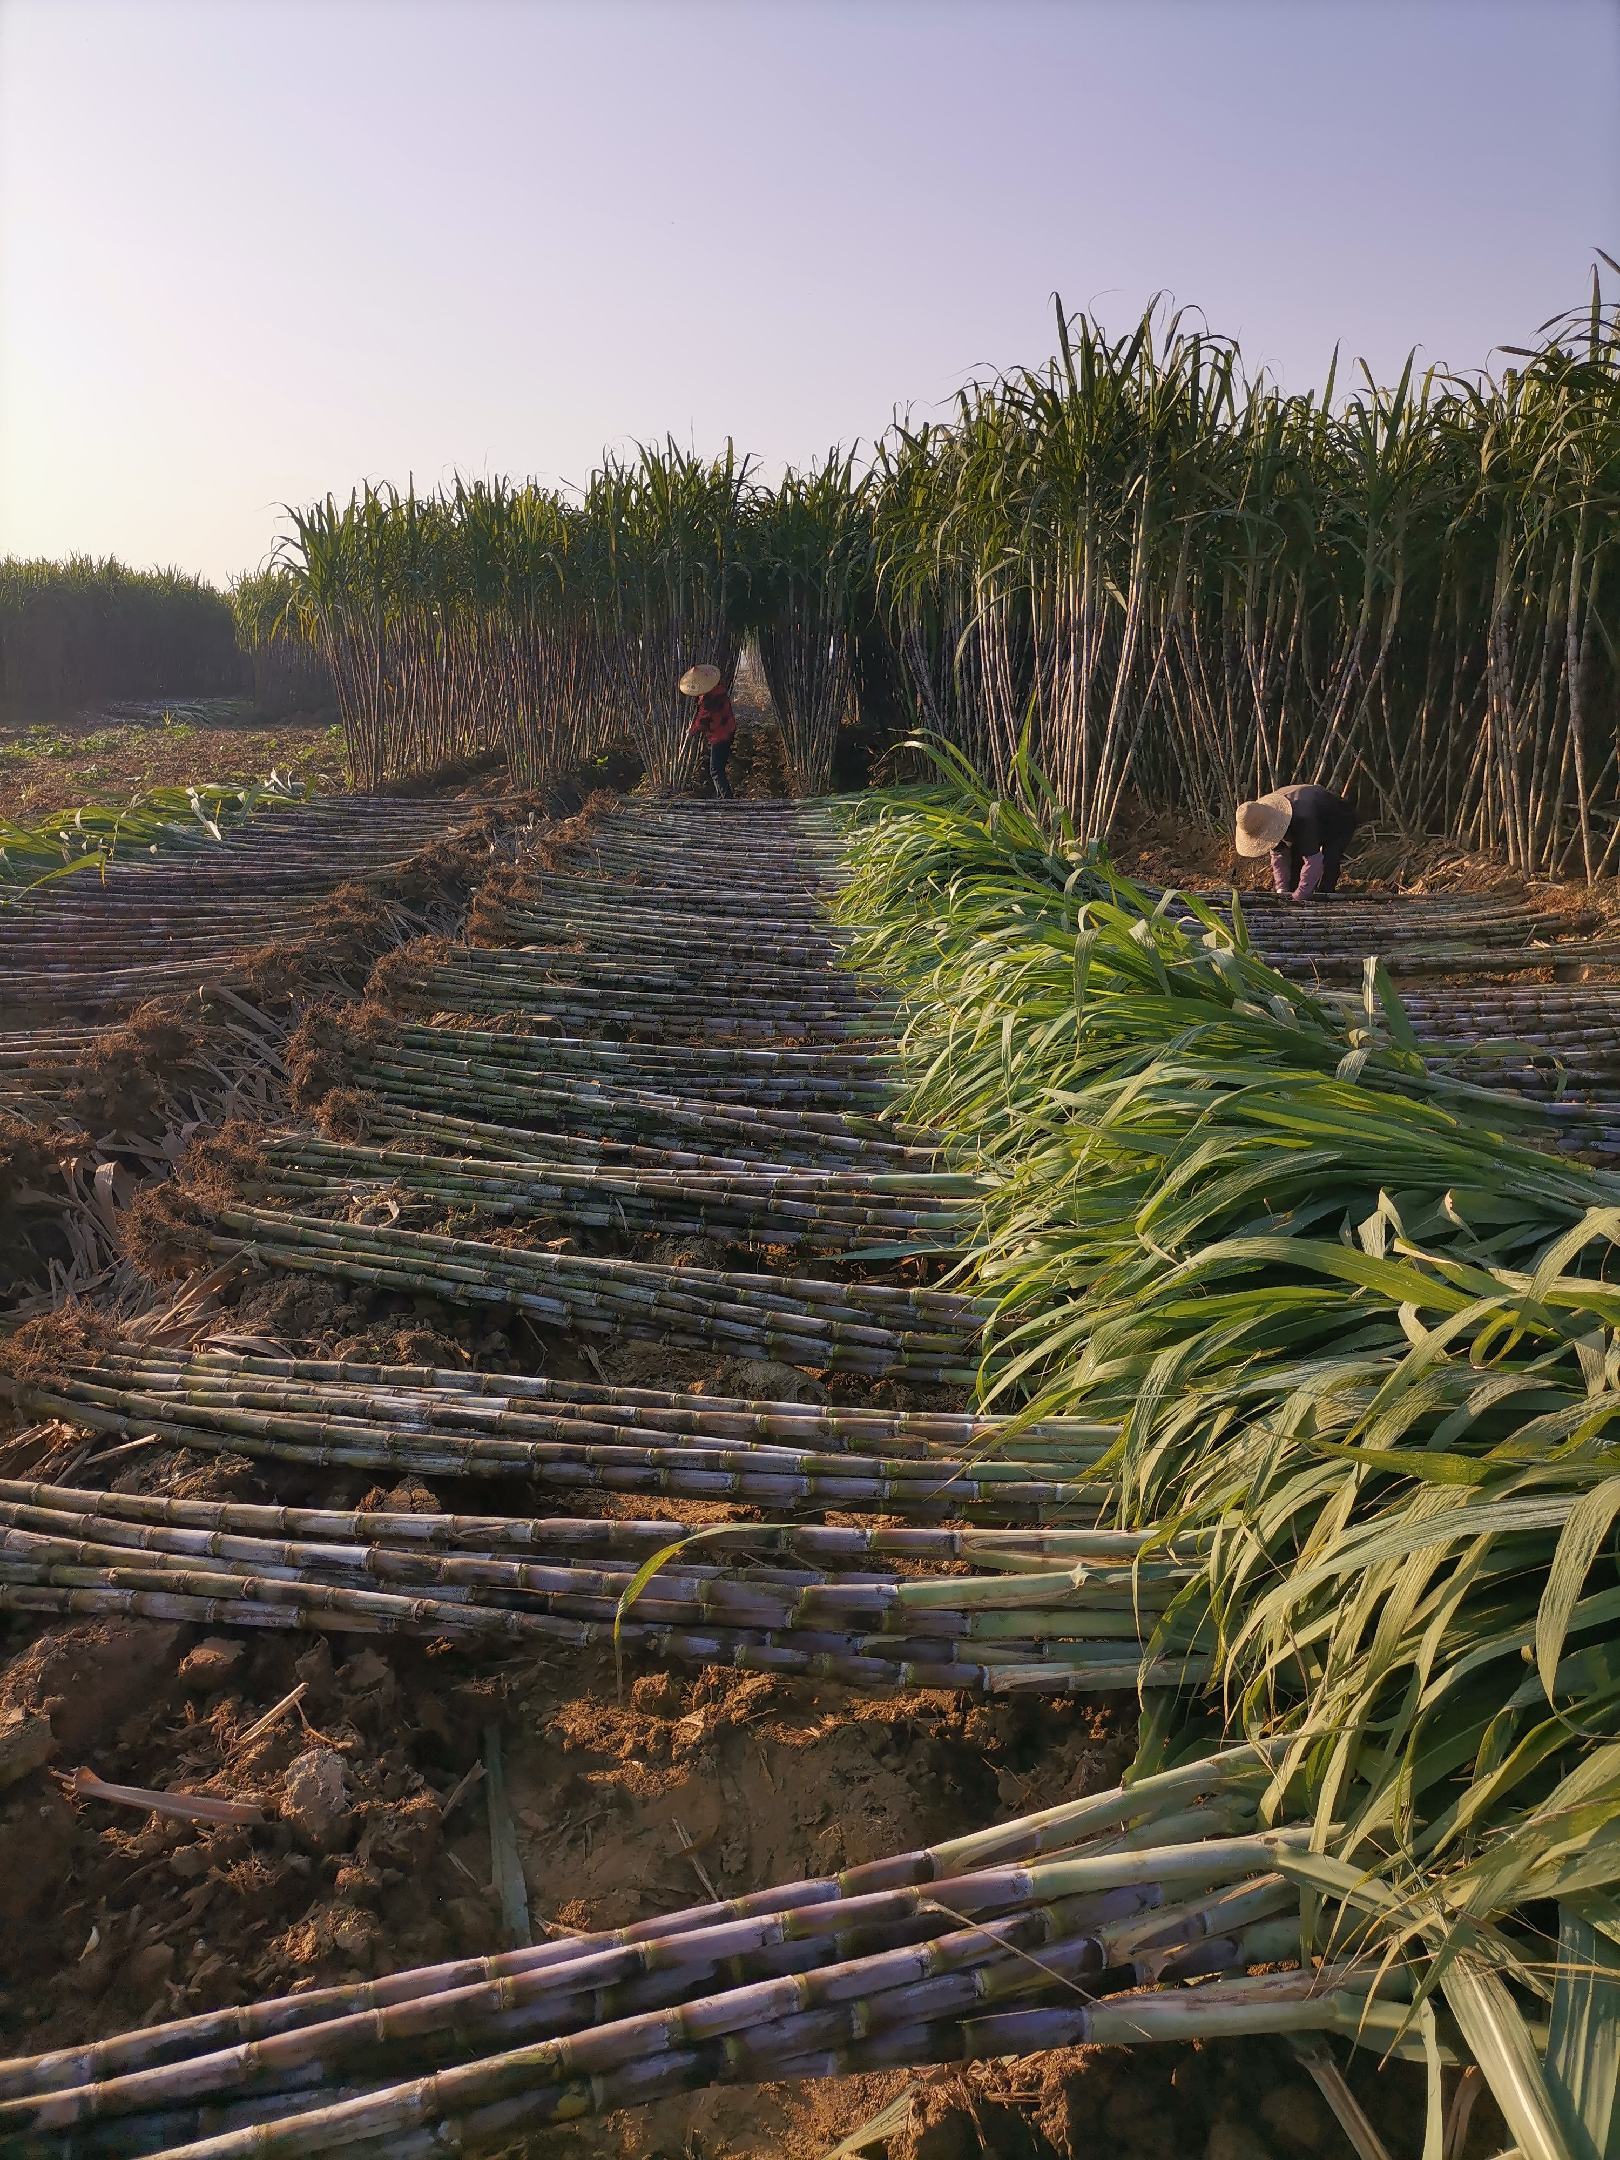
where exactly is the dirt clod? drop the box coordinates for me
[179,1639,245,1693]
[893,2089,982,2160]
[279,1747,353,1853]
[0,1707,57,1788]
[1258,2084,1333,2149]
[124,1941,176,1996]
[1206,2121,1275,2160]
[1,1619,180,1754]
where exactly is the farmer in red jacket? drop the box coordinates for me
[681,664,737,799]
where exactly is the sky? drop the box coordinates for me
[1,0,1616,584]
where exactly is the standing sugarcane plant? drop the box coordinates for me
[263,265,1620,860]
[863,268,1620,873]
[438,477,605,789]
[745,452,872,796]
[586,441,753,791]
[230,567,335,718]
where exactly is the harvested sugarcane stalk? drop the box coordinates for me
[1,1349,1098,1517]
[128,1199,987,1379]
[0,1750,1345,2157]
[326,1096,936,1176]
[0,1478,1203,1691]
[243,1130,974,1252]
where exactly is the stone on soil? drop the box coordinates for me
[125,1941,176,1995]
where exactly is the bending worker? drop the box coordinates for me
[1234,782,1359,901]
[680,663,737,800]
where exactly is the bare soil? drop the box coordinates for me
[0,697,346,817]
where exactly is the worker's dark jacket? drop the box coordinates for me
[1271,784,1359,900]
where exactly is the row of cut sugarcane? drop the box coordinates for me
[244,1130,974,1251]
[328,1019,899,1113]
[559,851,845,903]
[0,1347,1108,1516]
[0,799,500,1021]
[467,867,857,940]
[1337,984,1620,1148]
[0,1027,105,1111]
[487,942,869,1001]
[474,898,855,963]
[1203,915,1620,982]
[326,1091,934,1178]
[1,1343,1098,1452]
[1177,889,1596,934]
[1177,890,1600,939]
[4,797,465,911]
[569,825,847,875]
[374,947,887,1041]
[0,1478,1203,1692]
[1271,941,1620,984]
[476,869,843,933]
[159,1205,985,1378]
[1161,887,1620,987]
[1,800,475,944]
[0,1747,1394,2159]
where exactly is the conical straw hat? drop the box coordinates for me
[680,664,722,697]
[1234,791,1293,857]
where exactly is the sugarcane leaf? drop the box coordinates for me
[1545,1904,1620,2160]
[821,2091,920,2156]
[1364,956,1423,1056]
[611,1525,766,1670]
[1536,1478,1620,1701]
[1441,1954,1576,2160]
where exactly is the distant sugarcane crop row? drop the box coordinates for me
[0,557,334,733]
[265,448,862,796]
[229,569,337,718]
[871,280,1620,877]
[0,556,244,711]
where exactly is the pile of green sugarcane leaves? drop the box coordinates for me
[834,740,1620,2160]
[0,774,303,889]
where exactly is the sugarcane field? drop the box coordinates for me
[3,8,1620,2159]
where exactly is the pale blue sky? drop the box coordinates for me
[1,0,1616,582]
